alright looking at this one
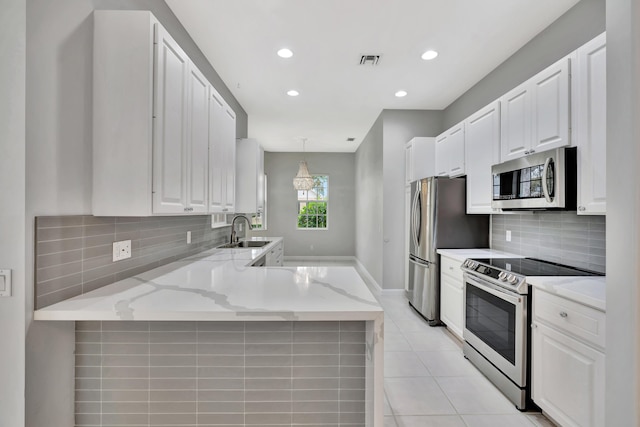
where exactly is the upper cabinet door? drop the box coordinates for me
[435,133,449,176]
[574,33,607,215]
[223,106,237,213]
[531,56,571,153]
[465,100,501,214]
[435,125,464,177]
[500,81,531,162]
[186,63,210,213]
[405,141,414,186]
[447,124,465,177]
[208,89,227,213]
[153,25,189,214]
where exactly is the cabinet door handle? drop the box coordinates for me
[524,150,530,155]
[559,311,568,318]
[578,206,586,212]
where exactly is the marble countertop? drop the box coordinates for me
[528,276,606,311]
[436,248,523,262]
[34,237,383,322]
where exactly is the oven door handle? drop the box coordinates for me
[465,274,521,305]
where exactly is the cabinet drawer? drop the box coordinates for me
[440,256,463,283]
[533,288,606,349]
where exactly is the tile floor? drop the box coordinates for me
[283,259,557,426]
[378,293,555,427]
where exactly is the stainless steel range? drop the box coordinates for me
[461,257,603,410]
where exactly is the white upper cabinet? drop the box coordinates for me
[153,24,190,214]
[531,56,571,152]
[186,64,211,213]
[573,33,607,215]
[500,56,571,162]
[209,88,236,213]
[405,137,435,185]
[435,123,465,177]
[464,100,501,214]
[93,10,235,216]
[500,82,531,161]
[235,138,265,214]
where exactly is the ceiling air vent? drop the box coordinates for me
[359,55,380,66]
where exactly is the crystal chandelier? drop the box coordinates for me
[293,138,314,190]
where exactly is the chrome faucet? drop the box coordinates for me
[230,215,252,244]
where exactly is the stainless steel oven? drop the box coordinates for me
[461,257,604,410]
[463,272,528,407]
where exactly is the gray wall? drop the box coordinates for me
[0,0,26,425]
[354,110,443,290]
[606,0,640,423]
[355,115,384,286]
[382,110,443,290]
[252,152,356,258]
[491,212,605,273]
[25,1,247,425]
[443,0,606,129]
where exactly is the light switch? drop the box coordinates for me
[0,269,12,297]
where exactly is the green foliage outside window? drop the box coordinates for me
[297,202,327,228]
[297,175,328,229]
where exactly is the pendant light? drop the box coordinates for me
[293,138,314,191]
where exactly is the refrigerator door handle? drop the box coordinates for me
[409,256,430,267]
[411,183,421,250]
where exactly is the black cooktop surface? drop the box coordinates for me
[471,257,604,277]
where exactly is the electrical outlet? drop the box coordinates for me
[506,230,512,242]
[239,223,243,232]
[187,231,192,244]
[112,240,132,262]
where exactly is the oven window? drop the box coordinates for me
[466,283,516,365]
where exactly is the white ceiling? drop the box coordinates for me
[166,0,579,152]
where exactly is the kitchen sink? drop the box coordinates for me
[218,240,272,249]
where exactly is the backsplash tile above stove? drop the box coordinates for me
[491,212,605,273]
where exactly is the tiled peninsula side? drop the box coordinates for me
[75,320,368,427]
[36,243,385,427]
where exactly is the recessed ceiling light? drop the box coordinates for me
[277,48,293,58]
[395,90,407,98]
[421,50,438,60]
[287,90,299,97]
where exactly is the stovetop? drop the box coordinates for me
[471,257,604,277]
[461,257,603,295]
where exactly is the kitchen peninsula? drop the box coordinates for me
[35,238,384,427]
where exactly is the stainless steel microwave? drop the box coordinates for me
[491,147,577,210]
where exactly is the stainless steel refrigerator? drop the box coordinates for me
[408,176,489,325]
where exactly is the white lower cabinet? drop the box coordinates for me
[265,241,284,266]
[439,255,464,340]
[532,289,605,427]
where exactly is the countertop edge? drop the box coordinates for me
[528,277,606,312]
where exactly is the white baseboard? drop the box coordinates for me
[283,255,355,262]
[353,258,383,294]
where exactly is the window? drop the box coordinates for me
[297,175,328,229]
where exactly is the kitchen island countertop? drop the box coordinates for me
[34,237,384,322]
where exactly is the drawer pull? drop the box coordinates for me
[559,311,568,318]
[449,266,454,270]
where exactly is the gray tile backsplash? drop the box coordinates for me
[491,212,606,273]
[35,215,237,309]
[75,321,366,427]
